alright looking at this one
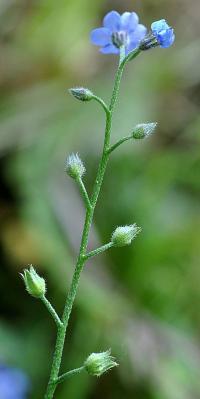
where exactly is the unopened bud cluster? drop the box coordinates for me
[69,87,94,102]
[65,153,85,180]
[84,350,118,377]
[21,265,46,298]
[132,123,157,139]
[111,224,141,247]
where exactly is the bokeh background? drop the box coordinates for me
[1,0,200,398]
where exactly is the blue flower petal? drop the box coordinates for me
[127,24,147,53]
[151,19,169,33]
[103,11,121,32]
[130,24,147,40]
[100,44,119,54]
[120,12,139,32]
[90,28,111,46]
[158,28,175,48]
[150,19,175,49]
[151,19,175,49]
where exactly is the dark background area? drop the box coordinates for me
[1,0,200,398]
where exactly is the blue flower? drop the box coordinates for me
[0,365,30,399]
[90,10,147,55]
[151,19,175,48]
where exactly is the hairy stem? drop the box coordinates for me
[44,46,136,399]
[77,177,91,210]
[108,135,132,154]
[56,366,85,385]
[84,242,113,260]
[92,95,110,116]
[41,296,63,328]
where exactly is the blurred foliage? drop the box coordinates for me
[1,0,200,398]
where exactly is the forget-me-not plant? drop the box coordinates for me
[20,10,175,399]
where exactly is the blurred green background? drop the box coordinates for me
[1,0,200,398]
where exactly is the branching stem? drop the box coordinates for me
[44,46,140,399]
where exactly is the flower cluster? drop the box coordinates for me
[91,11,174,55]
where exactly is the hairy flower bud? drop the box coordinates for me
[132,122,157,139]
[65,153,85,180]
[84,350,118,377]
[111,224,141,247]
[69,87,94,102]
[21,266,46,298]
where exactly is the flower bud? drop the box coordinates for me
[111,224,141,247]
[84,350,118,377]
[65,153,85,180]
[139,33,159,51]
[132,123,157,139]
[21,266,46,298]
[69,87,94,102]
[140,20,175,51]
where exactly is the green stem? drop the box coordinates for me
[44,46,139,399]
[41,296,63,328]
[108,135,132,154]
[76,177,91,210]
[56,366,85,385]
[84,242,113,260]
[123,47,141,64]
[92,95,110,116]
[119,45,126,64]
